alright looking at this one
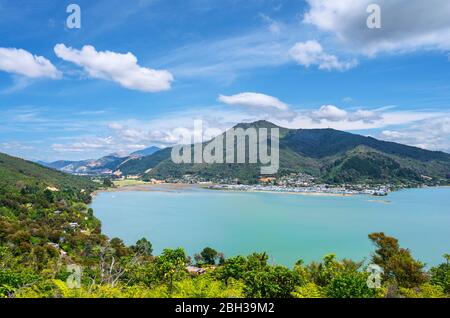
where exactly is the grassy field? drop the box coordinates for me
[113,179,153,187]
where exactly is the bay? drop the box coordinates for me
[91,187,450,267]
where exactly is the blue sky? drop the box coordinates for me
[0,0,450,161]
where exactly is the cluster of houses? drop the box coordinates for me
[113,171,394,196]
[258,173,316,187]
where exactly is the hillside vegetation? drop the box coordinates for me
[112,121,450,184]
[0,153,97,191]
[0,152,449,298]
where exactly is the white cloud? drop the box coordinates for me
[51,136,146,155]
[0,141,34,151]
[218,92,296,120]
[219,92,289,111]
[154,28,300,82]
[289,40,357,71]
[310,105,391,124]
[0,47,61,79]
[259,14,282,34]
[349,109,383,123]
[54,44,174,92]
[42,104,450,160]
[281,110,442,133]
[380,117,450,152]
[310,105,348,122]
[303,0,450,56]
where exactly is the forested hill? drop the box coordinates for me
[280,127,450,162]
[0,152,97,192]
[113,120,450,184]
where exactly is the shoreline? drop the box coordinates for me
[92,183,199,197]
[93,183,366,197]
[91,182,450,198]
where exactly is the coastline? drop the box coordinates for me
[91,182,450,199]
[93,182,358,197]
[92,183,200,197]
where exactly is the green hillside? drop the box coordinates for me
[113,121,450,184]
[0,155,449,299]
[0,152,97,192]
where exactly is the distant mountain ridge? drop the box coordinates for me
[131,146,160,157]
[38,121,450,184]
[42,146,160,175]
[132,121,450,184]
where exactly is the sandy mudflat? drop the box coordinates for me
[95,182,358,197]
[93,183,199,196]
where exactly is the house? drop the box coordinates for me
[186,266,207,275]
[258,177,276,184]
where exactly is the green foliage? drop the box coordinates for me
[109,238,130,257]
[132,238,153,257]
[200,247,218,265]
[326,271,376,298]
[215,255,247,283]
[172,275,244,298]
[430,254,450,293]
[0,153,97,192]
[243,265,301,298]
[123,122,450,184]
[0,269,41,298]
[400,283,447,298]
[195,247,224,266]
[155,248,188,294]
[1,152,449,299]
[369,233,427,288]
[326,152,422,184]
[102,178,114,188]
[292,283,324,298]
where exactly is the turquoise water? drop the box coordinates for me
[91,187,450,267]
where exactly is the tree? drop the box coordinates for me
[326,271,376,298]
[132,238,153,257]
[110,238,129,258]
[430,254,450,294]
[102,178,113,188]
[306,254,344,287]
[198,247,219,265]
[216,256,247,283]
[243,265,301,298]
[368,232,427,288]
[400,283,446,298]
[155,248,188,294]
[292,283,323,298]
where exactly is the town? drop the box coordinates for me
[133,172,393,196]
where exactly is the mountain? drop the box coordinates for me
[131,146,161,157]
[0,152,97,191]
[115,120,450,184]
[44,155,127,175]
[43,146,162,175]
